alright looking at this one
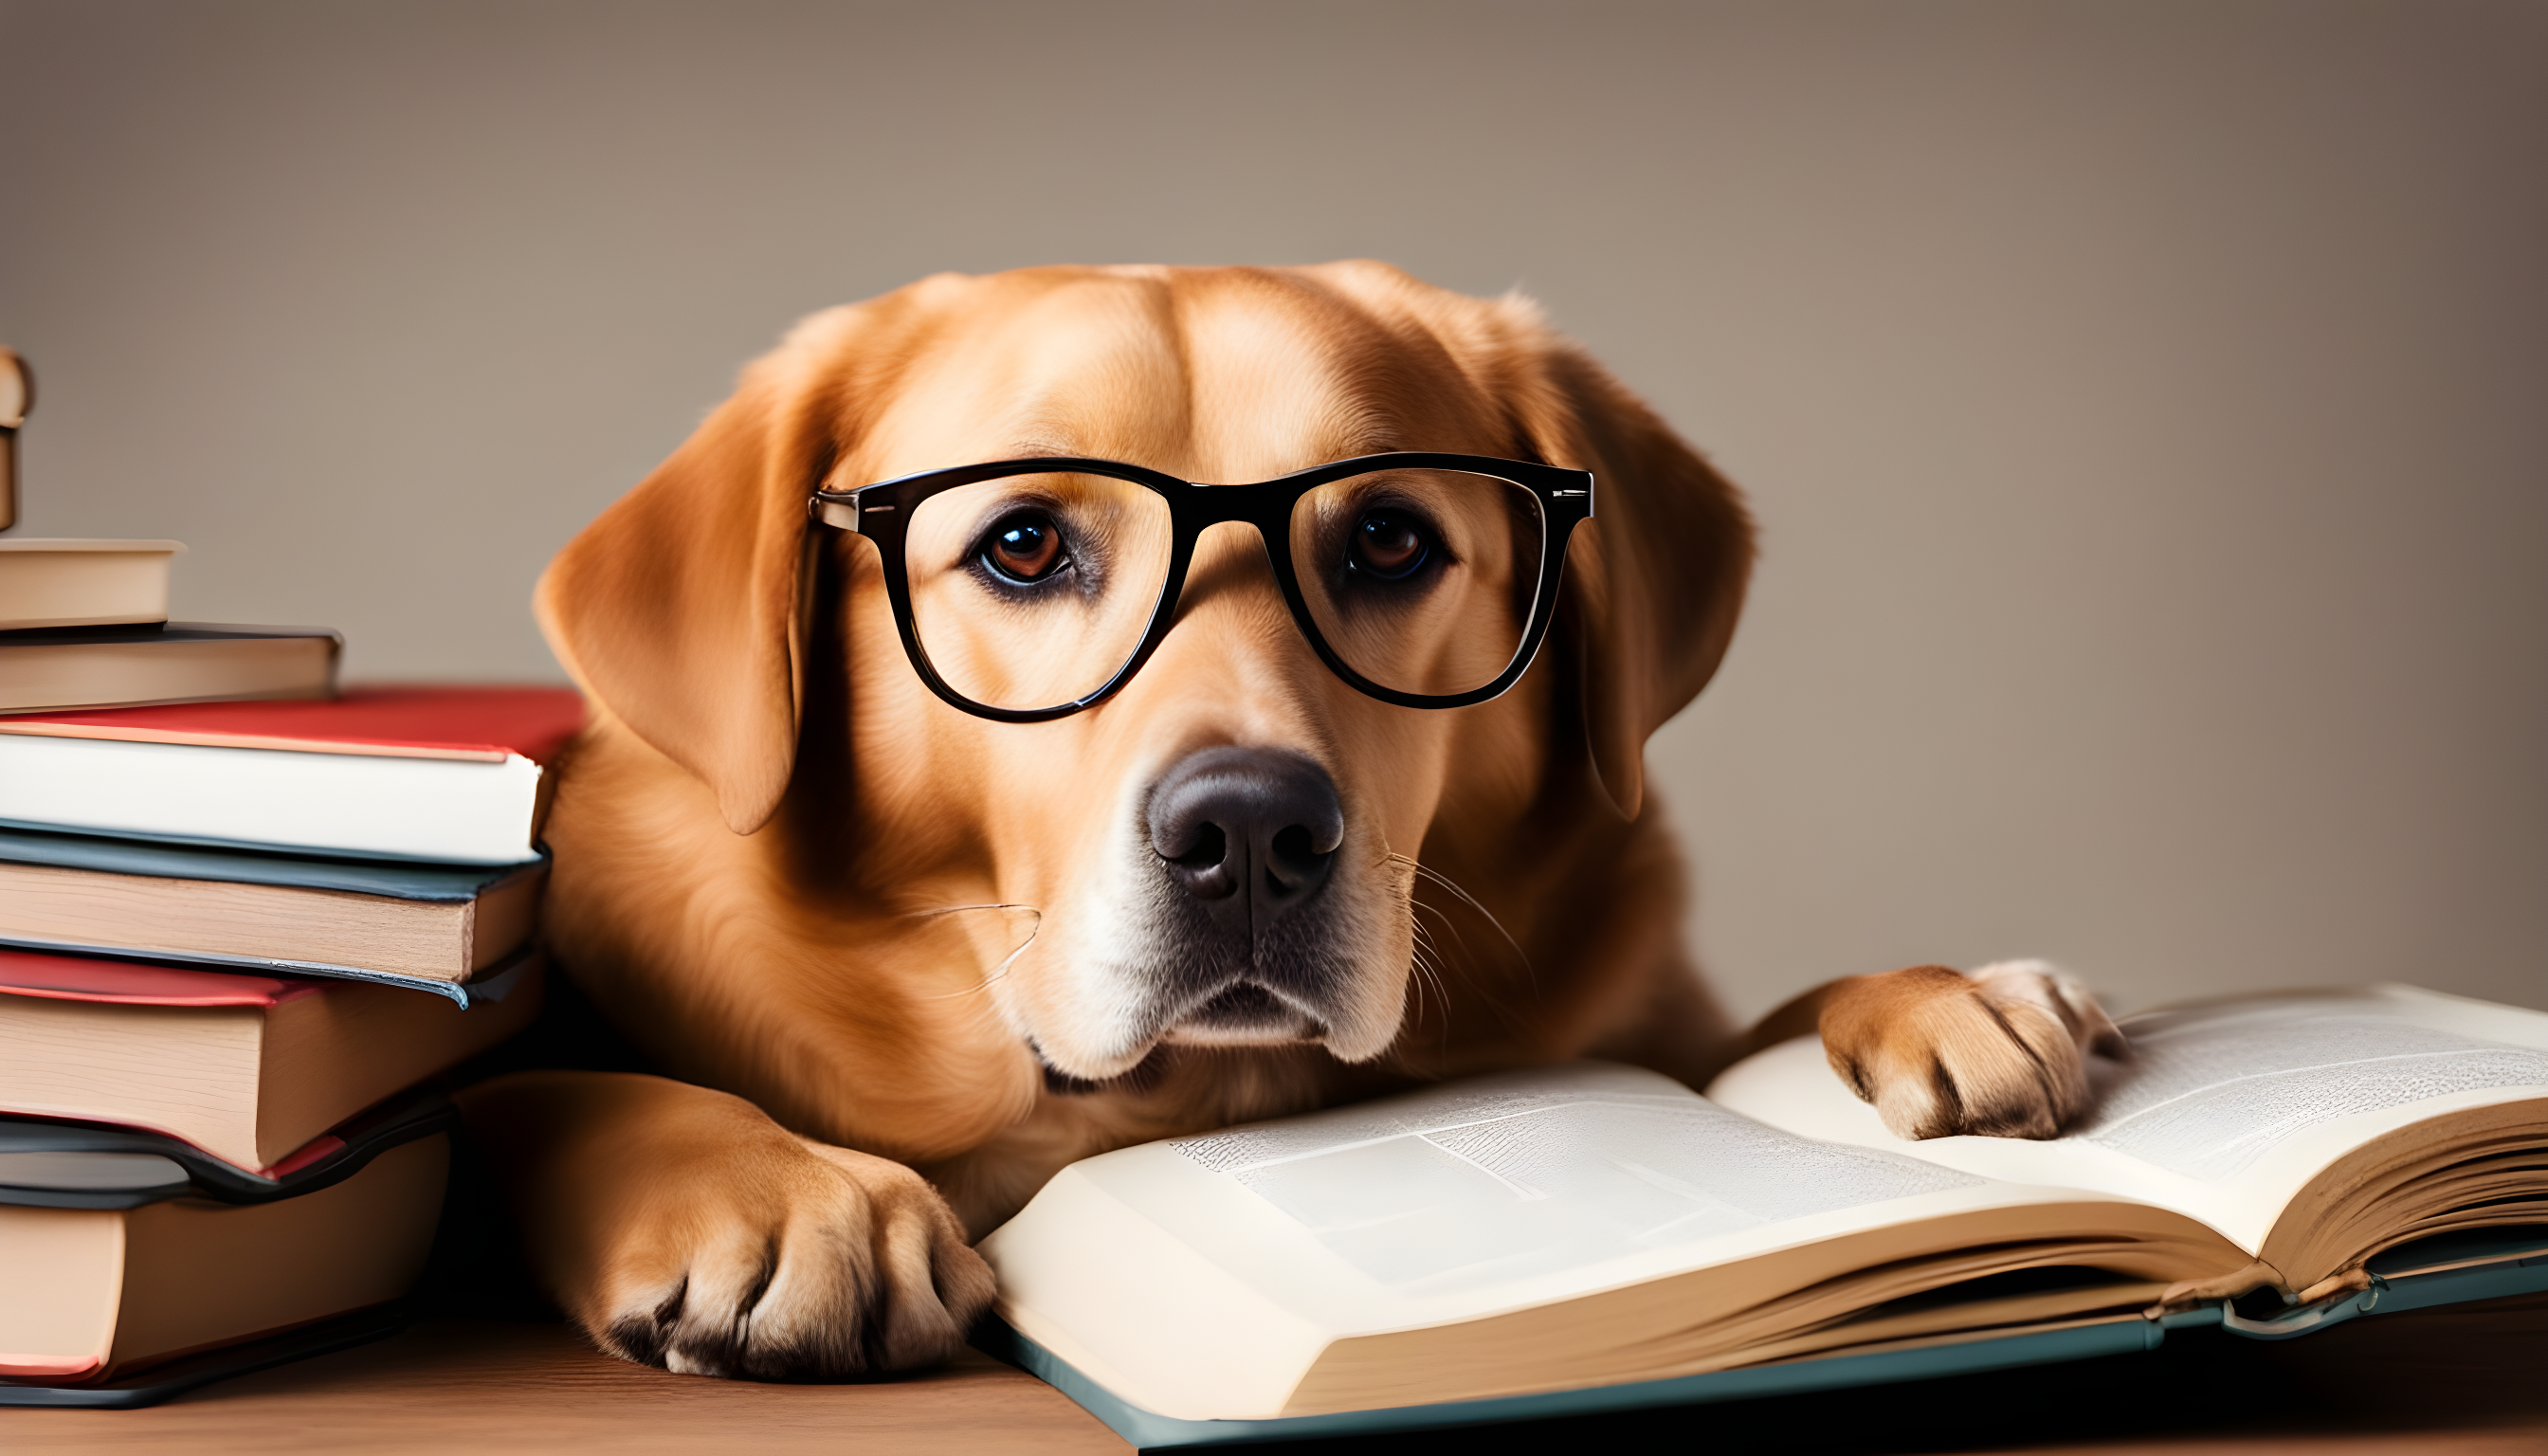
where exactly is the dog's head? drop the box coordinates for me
[539,264,1748,1083]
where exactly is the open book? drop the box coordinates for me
[981,985,2548,1432]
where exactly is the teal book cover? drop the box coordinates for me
[983,1221,2548,1449]
[0,824,544,1005]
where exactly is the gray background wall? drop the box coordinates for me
[3,0,2541,1019]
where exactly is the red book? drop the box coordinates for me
[0,686,583,864]
[0,950,316,1008]
[0,684,584,762]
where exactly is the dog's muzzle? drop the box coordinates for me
[1144,745,1346,1039]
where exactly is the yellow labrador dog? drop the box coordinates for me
[461,263,2118,1381]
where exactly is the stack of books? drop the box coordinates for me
[0,533,338,714]
[0,412,581,1401]
[0,341,335,718]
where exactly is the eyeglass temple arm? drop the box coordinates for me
[809,486,883,532]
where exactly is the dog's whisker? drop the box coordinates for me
[899,902,1042,921]
[1398,856,1457,1029]
[1401,913,1472,1053]
[1404,922,1449,1026]
[1409,897,1489,992]
[1395,866,1543,1035]
[1394,856,1536,990]
[1393,859,1527,960]
[1389,949,1457,1072]
[902,904,1044,1000]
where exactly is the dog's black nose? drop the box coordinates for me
[1147,746,1343,925]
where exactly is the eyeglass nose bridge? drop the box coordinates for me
[1157,478,1312,589]
[1087,486,1298,699]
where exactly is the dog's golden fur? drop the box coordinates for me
[460,263,2116,1381]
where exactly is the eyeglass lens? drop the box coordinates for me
[902,468,1546,713]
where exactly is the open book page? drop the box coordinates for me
[982,1062,2205,1420]
[1706,985,2548,1256]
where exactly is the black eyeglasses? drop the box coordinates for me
[810,453,1593,723]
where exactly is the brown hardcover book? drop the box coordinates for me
[0,1134,447,1385]
[0,826,543,987]
[0,949,539,1171]
[0,539,180,630]
[0,622,337,714]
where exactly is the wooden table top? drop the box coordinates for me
[7,1292,2545,1454]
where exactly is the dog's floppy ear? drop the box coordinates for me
[536,324,852,835]
[1515,334,1755,820]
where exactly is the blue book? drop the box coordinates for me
[0,823,542,1004]
[977,987,2548,1445]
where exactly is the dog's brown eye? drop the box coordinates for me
[1348,510,1432,581]
[982,513,1065,583]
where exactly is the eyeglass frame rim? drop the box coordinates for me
[807,451,1595,724]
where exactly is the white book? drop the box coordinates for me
[0,688,579,865]
[0,734,543,864]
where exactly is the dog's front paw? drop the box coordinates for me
[1817,960,2123,1140]
[588,1134,994,1379]
[465,1072,995,1380]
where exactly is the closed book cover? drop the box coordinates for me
[0,685,584,864]
[0,824,544,985]
[0,1131,447,1387]
[0,1087,457,1207]
[0,946,541,1170]
[0,621,338,715]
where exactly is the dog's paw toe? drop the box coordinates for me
[1818,960,2121,1140]
[578,1135,993,1380]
